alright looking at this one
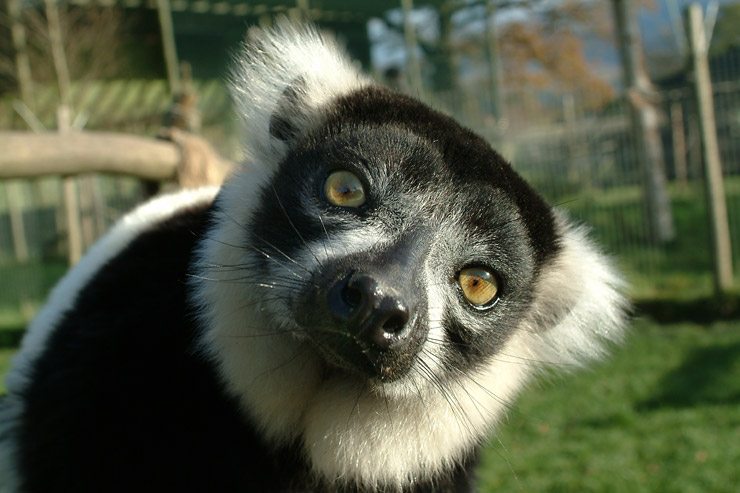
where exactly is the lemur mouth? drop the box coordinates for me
[306,312,423,383]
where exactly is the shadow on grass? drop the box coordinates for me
[567,412,636,430]
[635,295,740,324]
[0,328,24,349]
[638,342,740,410]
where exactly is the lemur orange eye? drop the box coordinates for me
[458,267,499,308]
[324,171,365,208]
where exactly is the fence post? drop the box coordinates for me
[8,0,34,104]
[401,0,424,96]
[44,0,83,266]
[669,100,688,186]
[156,0,181,95]
[8,0,34,262]
[686,3,733,295]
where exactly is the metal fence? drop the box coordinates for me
[1,2,739,325]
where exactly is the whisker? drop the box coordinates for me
[317,213,332,259]
[216,210,313,279]
[271,184,323,268]
[415,357,475,437]
[248,345,311,385]
[205,235,307,281]
[346,381,367,431]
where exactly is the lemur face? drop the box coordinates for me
[250,102,546,390]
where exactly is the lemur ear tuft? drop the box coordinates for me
[230,20,369,168]
[269,77,307,143]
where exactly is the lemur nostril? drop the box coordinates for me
[341,283,363,308]
[381,312,408,335]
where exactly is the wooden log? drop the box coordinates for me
[0,132,181,180]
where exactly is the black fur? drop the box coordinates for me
[270,77,308,142]
[326,87,560,267]
[8,81,563,493]
[11,201,478,492]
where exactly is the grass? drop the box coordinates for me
[0,260,67,394]
[478,319,740,492]
[0,348,14,394]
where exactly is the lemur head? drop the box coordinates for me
[193,21,626,490]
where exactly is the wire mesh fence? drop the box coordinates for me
[1,1,739,326]
[428,31,740,300]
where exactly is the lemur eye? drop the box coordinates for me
[324,171,366,208]
[458,267,499,309]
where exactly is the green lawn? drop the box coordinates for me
[478,319,740,492]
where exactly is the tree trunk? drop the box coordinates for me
[612,0,675,244]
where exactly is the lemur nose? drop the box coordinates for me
[328,273,411,350]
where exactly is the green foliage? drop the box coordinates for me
[710,4,740,57]
[0,348,14,394]
[478,320,740,492]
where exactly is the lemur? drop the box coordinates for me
[0,22,626,493]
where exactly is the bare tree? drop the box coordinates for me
[612,0,675,244]
[0,4,128,96]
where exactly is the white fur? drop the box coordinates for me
[0,187,219,493]
[230,21,369,168]
[301,339,532,489]
[192,166,319,444]
[514,214,627,369]
[0,21,628,489]
[194,191,545,488]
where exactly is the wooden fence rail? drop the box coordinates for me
[0,131,233,185]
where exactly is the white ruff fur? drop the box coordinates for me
[0,187,219,493]
[193,172,530,487]
[517,214,627,368]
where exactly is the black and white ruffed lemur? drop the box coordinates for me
[0,22,626,493]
